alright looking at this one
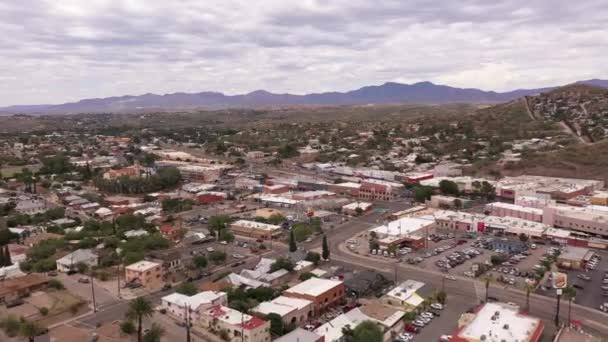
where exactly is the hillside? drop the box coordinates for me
[526,84,608,142]
[1,79,607,115]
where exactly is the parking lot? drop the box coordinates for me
[537,249,608,312]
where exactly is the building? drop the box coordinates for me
[429,195,473,209]
[160,291,227,321]
[283,278,345,316]
[490,238,527,254]
[103,163,141,180]
[496,175,603,201]
[341,202,373,216]
[433,211,550,238]
[230,220,282,240]
[274,328,323,342]
[557,246,594,269]
[451,302,544,342]
[382,280,431,312]
[246,151,265,159]
[543,205,608,238]
[200,305,270,342]
[263,184,290,194]
[590,191,608,206]
[23,232,63,247]
[485,202,543,223]
[370,216,435,250]
[298,146,320,162]
[359,302,406,341]
[251,295,314,326]
[15,199,48,215]
[328,182,361,197]
[359,179,404,201]
[56,249,98,273]
[0,273,48,303]
[125,260,163,290]
[292,190,336,201]
[159,223,183,240]
[196,191,227,205]
[314,308,370,342]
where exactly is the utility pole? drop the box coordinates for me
[90,272,97,312]
[185,304,191,342]
[555,289,562,327]
[117,264,121,299]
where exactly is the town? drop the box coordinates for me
[0,123,607,342]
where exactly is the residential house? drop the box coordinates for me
[125,260,163,290]
[199,305,271,342]
[161,291,227,322]
[56,249,98,273]
[283,278,345,316]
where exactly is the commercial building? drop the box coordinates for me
[543,205,608,238]
[420,176,493,193]
[485,202,543,223]
[328,182,361,197]
[292,190,336,201]
[590,191,608,206]
[230,220,282,240]
[56,249,98,273]
[200,305,270,342]
[452,302,544,342]
[283,278,345,316]
[341,202,373,216]
[370,216,435,250]
[557,246,594,270]
[495,175,603,201]
[251,296,314,326]
[125,260,163,290]
[359,179,404,201]
[160,291,227,321]
[429,195,472,209]
[275,328,323,342]
[433,211,550,238]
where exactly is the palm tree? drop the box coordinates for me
[524,284,533,313]
[143,323,165,342]
[563,286,577,325]
[126,297,154,342]
[484,275,492,302]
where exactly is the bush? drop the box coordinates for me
[120,320,135,334]
[175,282,198,296]
[39,307,49,316]
[48,279,65,290]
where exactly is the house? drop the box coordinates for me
[125,260,163,290]
[382,280,433,312]
[199,305,270,342]
[0,273,48,303]
[196,191,227,205]
[146,250,183,273]
[251,296,314,326]
[56,249,98,273]
[159,223,182,240]
[343,270,393,298]
[283,278,345,316]
[160,291,227,321]
[314,305,404,342]
[342,202,373,216]
[274,328,323,342]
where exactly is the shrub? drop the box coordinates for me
[120,320,135,334]
[39,307,49,316]
[48,279,65,290]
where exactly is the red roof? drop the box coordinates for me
[207,305,227,318]
[240,316,266,330]
[160,225,177,233]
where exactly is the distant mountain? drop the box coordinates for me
[1,79,607,114]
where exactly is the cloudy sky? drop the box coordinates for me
[1,0,607,106]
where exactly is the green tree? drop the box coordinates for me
[175,282,198,296]
[413,186,433,203]
[267,213,286,225]
[563,286,577,324]
[143,323,165,342]
[209,251,227,265]
[304,251,321,265]
[525,284,533,313]
[351,321,383,342]
[126,297,154,342]
[299,272,315,281]
[270,257,294,272]
[120,320,135,334]
[322,235,330,260]
[519,233,529,243]
[193,255,208,269]
[436,290,447,304]
[19,320,41,342]
[289,229,297,252]
[439,180,459,196]
[266,313,284,336]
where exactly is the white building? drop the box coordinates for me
[251,296,314,325]
[161,291,227,321]
[200,305,270,342]
[56,249,98,273]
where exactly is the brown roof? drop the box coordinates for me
[24,233,63,246]
[0,273,48,297]
[200,280,232,292]
[360,302,401,322]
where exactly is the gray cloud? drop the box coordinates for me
[0,0,607,105]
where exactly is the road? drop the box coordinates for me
[70,201,608,338]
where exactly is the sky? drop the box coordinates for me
[1,0,607,106]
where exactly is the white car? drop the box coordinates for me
[445,275,457,281]
[206,247,215,252]
[431,303,444,310]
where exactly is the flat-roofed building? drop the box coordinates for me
[452,302,544,342]
[200,305,270,342]
[251,296,314,326]
[370,216,435,250]
[342,202,373,216]
[160,291,227,321]
[125,260,163,290]
[359,179,404,201]
[557,246,594,269]
[543,205,608,238]
[283,278,345,316]
[230,220,282,240]
[486,202,543,223]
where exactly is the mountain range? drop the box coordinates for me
[2,79,608,115]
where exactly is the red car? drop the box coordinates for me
[405,324,420,333]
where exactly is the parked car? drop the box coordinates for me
[78,277,90,284]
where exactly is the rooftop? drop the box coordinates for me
[231,220,281,232]
[370,216,435,237]
[455,302,543,342]
[285,277,343,297]
[385,280,426,301]
[559,246,592,261]
[126,260,160,272]
[252,296,312,317]
[162,291,226,310]
[486,202,544,215]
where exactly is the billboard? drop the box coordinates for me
[552,272,568,289]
